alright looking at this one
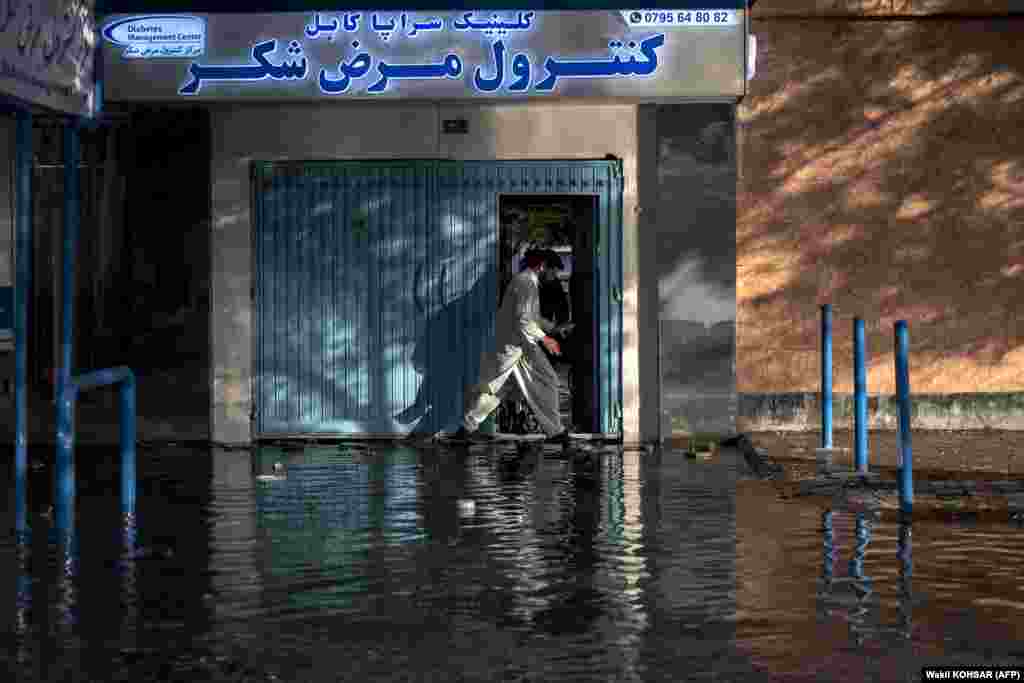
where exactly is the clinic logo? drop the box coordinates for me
[102,15,206,59]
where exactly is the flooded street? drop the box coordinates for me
[2,442,1023,681]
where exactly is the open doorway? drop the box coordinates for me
[493,194,598,435]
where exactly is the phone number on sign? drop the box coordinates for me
[631,11,736,26]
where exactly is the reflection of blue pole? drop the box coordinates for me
[120,516,137,616]
[897,518,912,638]
[55,526,78,630]
[14,110,32,537]
[850,513,872,585]
[854,318,868,473]
[821,305,833,449]
[895,321,913,514]
[15,534,31,663]
[822,510,835,583]
[56,124,80,537]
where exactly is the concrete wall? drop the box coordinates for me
[638,104,738,440]
[0,116,11,286]
[737,10,1024,430]
[210,102,640,445]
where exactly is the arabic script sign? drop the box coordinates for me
[0,0,96,116]
[101,10,745,101]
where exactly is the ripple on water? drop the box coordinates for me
[1,444,1023,681]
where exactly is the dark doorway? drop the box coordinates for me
[493,194,597,435]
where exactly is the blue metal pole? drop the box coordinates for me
[821,304,833,449]
[854,317,868,473]
[14,110,32,538]
[73,366,136,518]
[895,320,913,514]
[120,371,137,519]
[56,123,80,537]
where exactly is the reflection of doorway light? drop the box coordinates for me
[613,453,649,678]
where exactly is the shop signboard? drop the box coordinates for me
[1,0,97,115]
[100,9,745,101]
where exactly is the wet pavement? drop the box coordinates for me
[2,442,1023,682]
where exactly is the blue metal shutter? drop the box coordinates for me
[253,161,435,435]
[253,159,621,437]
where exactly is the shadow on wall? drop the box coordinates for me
[396,266,497,436]
[738,18,1024,397]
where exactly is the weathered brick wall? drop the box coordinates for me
[737,10,1024,424]
[753,0,1021,16]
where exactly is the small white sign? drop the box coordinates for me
[620,9,739,28]
[102,15,206,59]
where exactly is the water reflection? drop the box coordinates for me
[15,532,31,669]
[819,510,916,647]
[6,444,1024,681]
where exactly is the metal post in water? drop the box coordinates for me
[14,111,33,537]
[75,367,137,518]
[55,124,80,536]
[895,320,913,514]
[120,372,137,519]
[854,317,868,473]
[820,304,833,449]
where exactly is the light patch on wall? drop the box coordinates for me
[441,211,471,238]
[311,201,334,217]
[659,256,734,325]
[895,193,938,220]
[842,176,890,209]
[822,223,861,247]
[888,63,961,102]
[215,209,250,230]
[979,160,1024,211]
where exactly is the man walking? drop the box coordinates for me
[454,249,573,444]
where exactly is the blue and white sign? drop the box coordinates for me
[101,10,745,101]
[102,15,205,59]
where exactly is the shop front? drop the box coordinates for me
[99,5,747,445]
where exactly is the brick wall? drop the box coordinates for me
[737,6,1024,428]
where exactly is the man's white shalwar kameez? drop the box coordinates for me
[462,270,563,436]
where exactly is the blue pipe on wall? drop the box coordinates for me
[820,304,833,449]
[14,110,32,539]
[895,320,913,514]
[854,317,868,473]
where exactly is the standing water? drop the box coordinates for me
[2,442,1023,681]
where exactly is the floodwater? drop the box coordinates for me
[2,442,1023,682]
